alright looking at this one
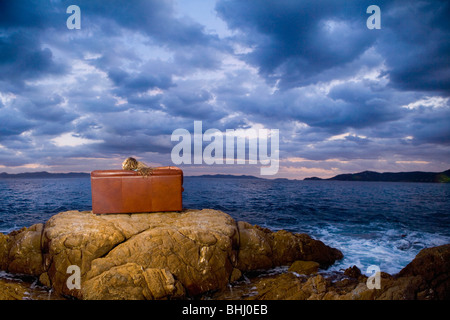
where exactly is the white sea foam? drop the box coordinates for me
[308,224,450,275]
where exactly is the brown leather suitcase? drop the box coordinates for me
[91,166,183,214]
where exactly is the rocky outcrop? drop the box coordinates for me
[1,224,44,275]
[3,208,447,300]
[0,279,28,300]
[81,209,239,298]
[235,221,342,272]
[0,209,342,300]
[288,260,320,275]
[397,244,450,299]
[82,263,186,300]
[213,244,450,300]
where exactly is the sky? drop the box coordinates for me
[0,0,449,179]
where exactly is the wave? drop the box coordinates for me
[307,223,450,275]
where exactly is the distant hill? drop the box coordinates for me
[0,171,90,179]
[0,172,278,180]
[305,169,450,183]
[187,174,262,179]
[187,174,293,181]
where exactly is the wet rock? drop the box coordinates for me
[398,244,450,299]
[344,265,362,279]
[225,244,450,300]
[0,279,27,300]
[236,222,343,271]
[288,261,320,275]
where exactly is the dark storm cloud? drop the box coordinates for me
[380,0,450,93]
[15,94,73,123]
[0,0,216,46]
[0,0,449,176]
[159,84,228,121]
[400,106,450,145]
[216,0,378,89]
[0,106,33,138]
[211,0,450,175]
[0,31,67,87]
[76,0,216,48]
[0,0,218,169]
[324,81,405,129]
[108,68,173,93]
[216,0,450,94]
[214,67,412,134]
[0,1,61,29]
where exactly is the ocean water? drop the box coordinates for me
[1,177,449,276]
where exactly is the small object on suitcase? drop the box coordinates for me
[122,157,154,177]
[91,166,183,214]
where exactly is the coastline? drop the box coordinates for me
[0,209,448,300]
[1,168,450,183]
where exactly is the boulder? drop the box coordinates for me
[0,279,27,300]
[253,272,308,300]
[41,210,127,298]
[82,263,185,300]
[343,265,362,279]
[236,222,343,271]
[247,273,330,300]
[2,224,44,275]
[0,209,343,300]
[235,222,273,271]
[397,244,450,299]
[288,261,320,275]
[85,209,239,297]
[221,244,450,300]
[0,233,10,270]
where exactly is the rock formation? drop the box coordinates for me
[1,209,448,300]
[0,209,342,300]
[213,244,450,300]
[0,279,27,300]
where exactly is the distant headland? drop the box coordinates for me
[188,174,262,179]
[0,171,90,179]
[0,172,269,180]
[305,169,450,183]
[1,169,449,183]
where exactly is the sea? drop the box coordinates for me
[1,176,449,276]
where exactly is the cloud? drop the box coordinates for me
[214,67,411,135]
[0,1,61,29]
[216,0,450,95]
[402,106,450,145]
[51,132,103,147]
[0,31,67,88]
[0,0,449,177]
[380,0,450,94]
[216,0,377,89]
[0,106,34,138]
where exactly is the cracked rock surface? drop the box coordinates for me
[0,209,343,299]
